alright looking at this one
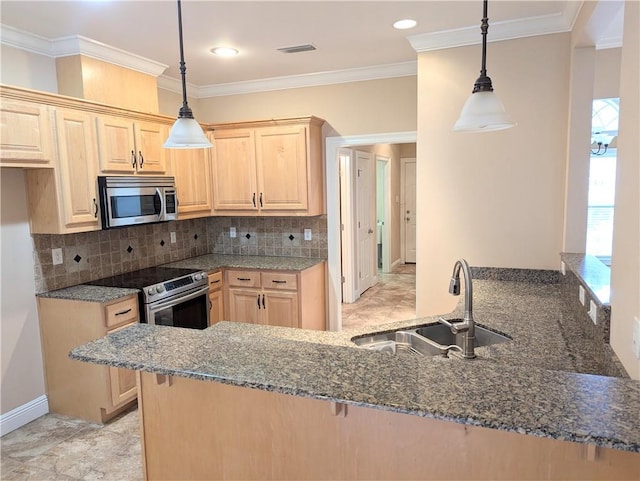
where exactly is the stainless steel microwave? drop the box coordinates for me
[97,176,178,229]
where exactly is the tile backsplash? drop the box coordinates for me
[32,216,328,293]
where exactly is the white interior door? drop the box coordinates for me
[339,148,357,303]
[402,158,417,264]
[356,151,375,295]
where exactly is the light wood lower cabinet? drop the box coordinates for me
[207,270,224,325]
[138,373,640,481]
[225,262,325,330]
[38,295,139,423]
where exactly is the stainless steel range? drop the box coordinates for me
[88,266,210,329]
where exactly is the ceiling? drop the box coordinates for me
[0,1,624,96]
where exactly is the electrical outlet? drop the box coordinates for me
[230,227,237,238]
[52,248,63,265]
[170,232,177,244]
[304,228,312,241]
[579,285,585,305]
[560,261,566,276]
[589,300,597,324]
[632,317,640,360]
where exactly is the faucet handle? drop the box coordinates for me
[438,316,469,334]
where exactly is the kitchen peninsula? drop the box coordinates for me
[70,278,640,481]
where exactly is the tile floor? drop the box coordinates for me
[1,405,142,481]
[342,263,416,330]
[2,266,415,480]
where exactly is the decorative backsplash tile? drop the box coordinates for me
[31,216,329,293]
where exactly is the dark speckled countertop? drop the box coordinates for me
[70,279,640,453]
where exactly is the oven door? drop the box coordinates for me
[104,186,166,228]
[145,285,210,330]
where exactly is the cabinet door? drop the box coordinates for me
[96,116,137,173]
[54,109,100,229]
[209,289,224,326]
[171,147,213,217]
[227,288,260,324]
[134,121,169,174]
[255,126,308,211]
[0,99,54,166]
[262,291,299,328]
[106,320,138,409]
[211,129,257,211]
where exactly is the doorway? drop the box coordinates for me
[376,155,391,273]
[326,132,417,332]
[401,158,417,264]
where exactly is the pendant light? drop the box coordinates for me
[163,0,212,149]
[453,0,515,133]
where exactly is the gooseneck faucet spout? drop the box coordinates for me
[440,259,476,358]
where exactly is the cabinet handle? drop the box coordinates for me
[210,279,220,284]
[208,299,212,311]
[93,198,98,218]
[271,280,287,284]
[259,192,263,207]
[237,277,252,281]
[115,308,132,316]
[139,151,144,167]
[262,294,266,309]
[257,294,261,309]
[131,150,137,168]
[252,193,256,208]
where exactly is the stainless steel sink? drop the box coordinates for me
[352,322,510,357]
[413,322,511,349]
[352,330,444,356]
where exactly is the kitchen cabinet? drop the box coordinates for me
[0,97,55,167]
[171,143,214,219]
[37,294,139,423]
[96,116,169,175]
[25,108,101,233]
[210,116,325,216]
[208,270,224,325]
[224,262,326,330]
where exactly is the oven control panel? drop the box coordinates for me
[145,271,208,301]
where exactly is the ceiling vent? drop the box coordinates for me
[277,44,317,54]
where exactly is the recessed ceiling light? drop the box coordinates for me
[393,19,417,30]
[211,47,239,57]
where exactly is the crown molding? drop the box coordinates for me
[0,24,167,77]
[408,9,579,52]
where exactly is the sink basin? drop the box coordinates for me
[413,322,511,349]
[352,330,444,356]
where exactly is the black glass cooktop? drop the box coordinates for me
[87,266,199,290]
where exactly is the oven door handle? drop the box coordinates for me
[147,285,210,312]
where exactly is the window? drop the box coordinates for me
[586,98,619,265]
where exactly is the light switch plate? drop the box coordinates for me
[632,317,640,359]
[589,300,597,324]
[170,232,177,244]
[52,248,63,265]
[230,227,236,238]
[304,229,312,241]
[579,285,585,305]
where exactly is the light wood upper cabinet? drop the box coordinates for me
[0,98,55,167]
[25,108,100,233]
[171,144,214,219]
[96,116,169,175]
[210,117,325,216]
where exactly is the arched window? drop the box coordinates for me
[586,98,619,264]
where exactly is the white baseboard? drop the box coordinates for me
[1,395,49,436]
[391,258,403,270]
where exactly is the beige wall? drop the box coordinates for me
[416,33,571,315]
[593,47,622,99]
[0,45,57,93]
[194,76,418,136]
[158,87,204,120]
[610,1,639,380]
[1,168,46,414]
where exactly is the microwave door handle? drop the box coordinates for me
[156,187,165,220]
[148,285,210,311]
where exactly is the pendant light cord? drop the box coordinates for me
[176,0,194,119]
[472,0,493,93]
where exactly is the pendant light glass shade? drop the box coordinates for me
[453,91,514,132]
[163,117,212,148]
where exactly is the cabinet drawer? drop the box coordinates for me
[261,272,298,291]
[226,270,260,288]
[104,297,138,328]
[208,271,223,291]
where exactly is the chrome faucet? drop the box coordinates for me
[439,259,476,359]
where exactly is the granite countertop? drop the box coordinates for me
[70,279,640,453]
[37,254,326,302]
